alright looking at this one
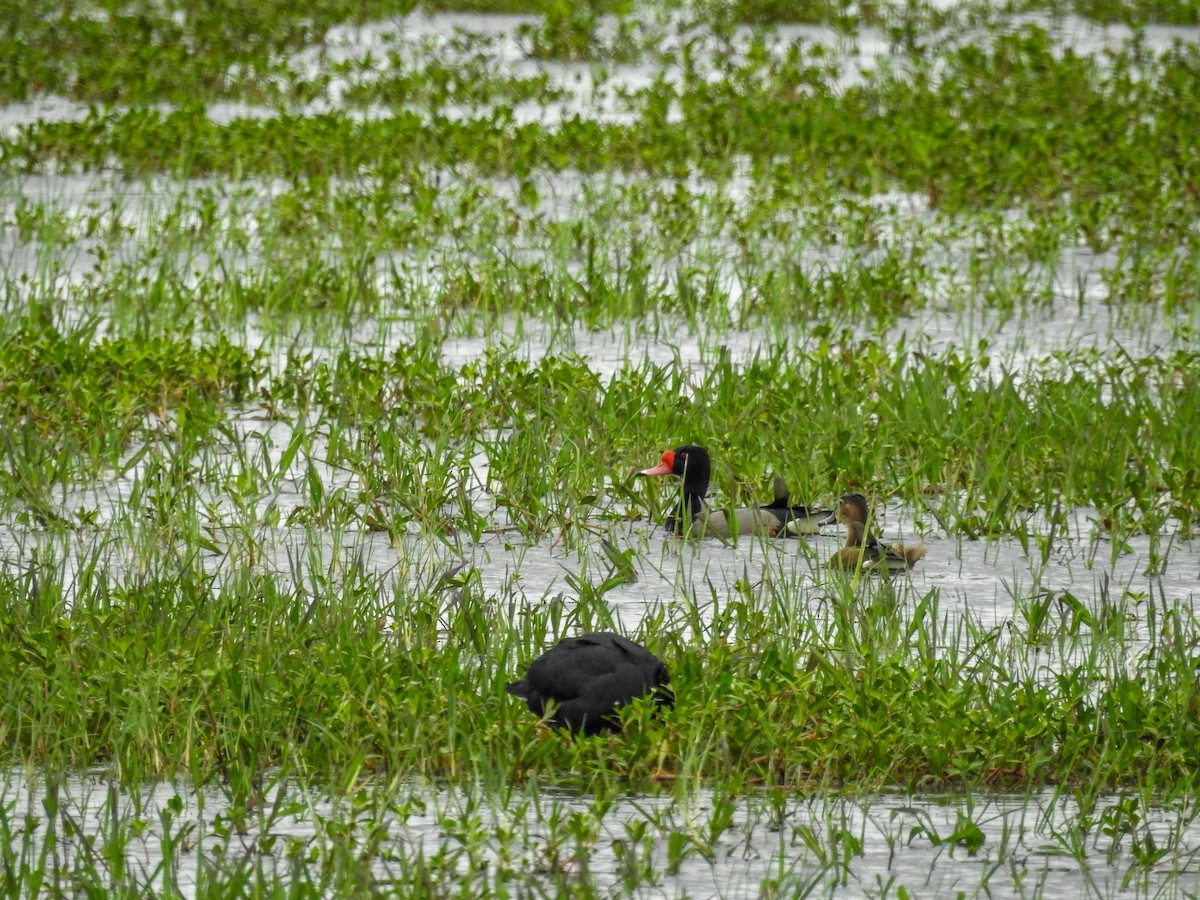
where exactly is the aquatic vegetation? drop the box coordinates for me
[1,0,1199,893]
[1,550,1197,789]
[0,307,1194,533]
[6,25,1199,228]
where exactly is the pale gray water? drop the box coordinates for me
[3,493,1195,658]
[4,770,1199,897]
[3,7,1200,897]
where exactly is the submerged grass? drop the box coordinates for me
[8,765,1193,896]
[0,312,1195,535]
[4,0,1195,109]
[5,26,1199,227]
[2,548,1198,795]
[2,1,1199,894]
[277,338,1200,538]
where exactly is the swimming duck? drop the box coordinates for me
[822,492,926,573]
[637,445,831,538]
[507,632,673,736]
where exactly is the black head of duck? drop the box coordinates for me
[637,445,711,533]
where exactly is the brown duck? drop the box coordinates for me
[822,492,926,573]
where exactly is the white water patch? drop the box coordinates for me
[0,97,96,139]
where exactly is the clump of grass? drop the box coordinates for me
[3,542,1199,797]
[0,316,261,516]
[340,52,570,109]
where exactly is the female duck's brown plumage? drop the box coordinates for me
[637,445,830,539]
[822,492,925,573]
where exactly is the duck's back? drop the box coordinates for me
[696,506,779,538]
[507,632,672,734]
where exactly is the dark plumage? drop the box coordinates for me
[763,476,835,536]
[506,632,673,736]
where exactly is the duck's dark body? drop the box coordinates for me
[506,632,673,736]
[763,477,834,536]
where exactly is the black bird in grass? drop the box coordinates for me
[506,632,673,736]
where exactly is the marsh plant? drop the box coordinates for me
[2,0,1199,894]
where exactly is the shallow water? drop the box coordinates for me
[4,163,1196,388]
[4,770,1199,897]
[4,7,1200,897]
[3,491,1194,662]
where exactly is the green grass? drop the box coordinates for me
[2,547,1198,790]
[4,1,1193,109]
[0,310,1195,533]
[2,2,1199,893]
[0,547,1195,895]
[5,25,1199,224]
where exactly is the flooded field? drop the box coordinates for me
[5,770,1200,897]
[3,0,1200,895]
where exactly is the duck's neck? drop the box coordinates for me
[665,456,710,533]
[668,490,707,532]
[845,521,869,547]
[679,463,709,518]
